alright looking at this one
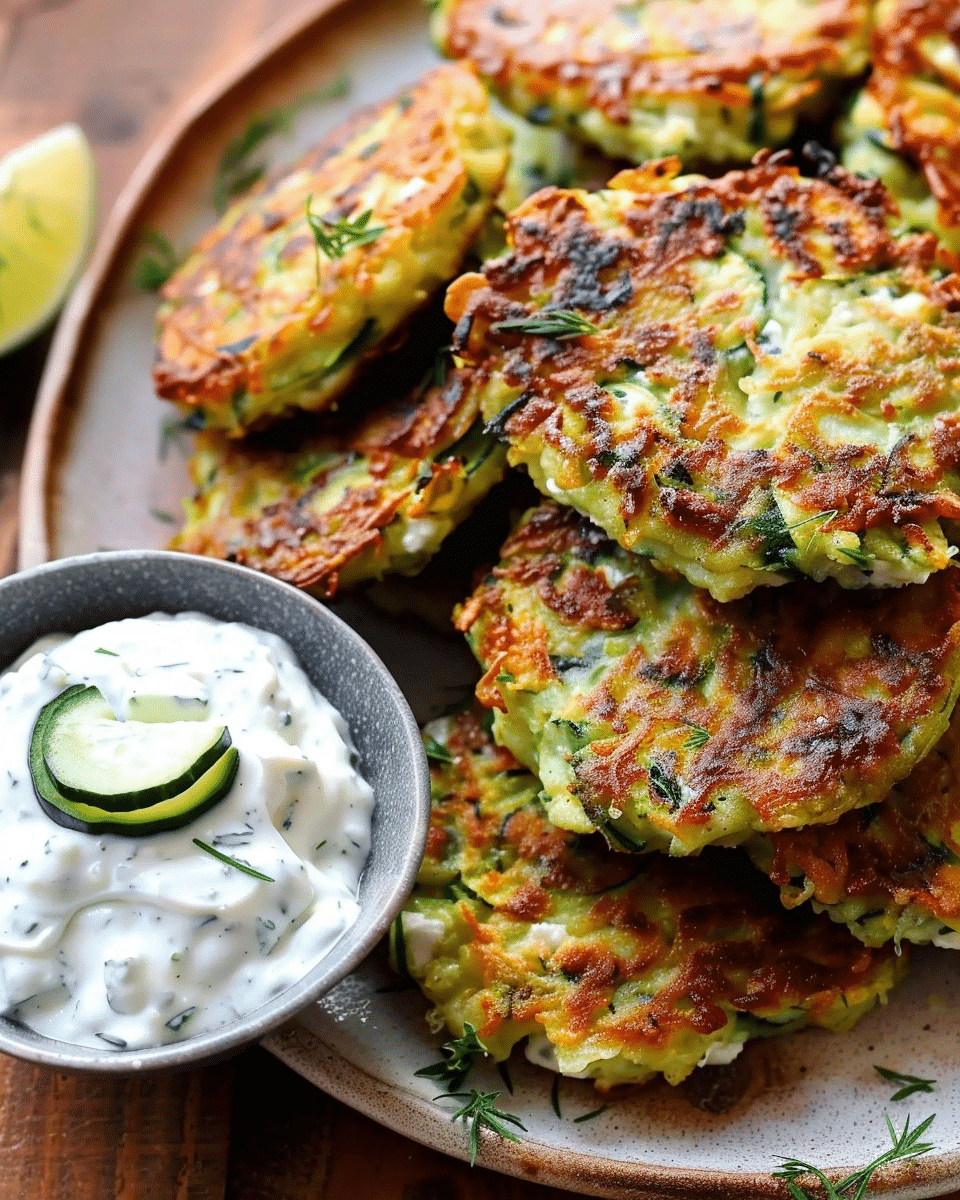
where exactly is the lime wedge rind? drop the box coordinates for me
[0,124,95,357]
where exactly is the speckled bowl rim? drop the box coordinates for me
[0,549,430,1072]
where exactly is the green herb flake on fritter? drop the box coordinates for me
[395,708,905,1090]
[446,155,960,600]
[432,0,870,166]
[153,63,511,435]
[454,502,960,855]
[172,367,506,597]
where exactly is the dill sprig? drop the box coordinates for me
[192,837,275,882]
[874,1065,937,1102]
[306,201,386,270]
[415,1023,488,1091]
[838,545,873,570]
[438,1089,526,1166]
[133,229,179,292]
[491,309,598,339]
[681,720,710,750]
[773,1112,936,1200]
[212,74,350,212]
[422,734,455,764]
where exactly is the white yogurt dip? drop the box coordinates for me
[0,612,373,1051]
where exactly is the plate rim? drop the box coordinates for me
[16,3,960,1195]
[17,0,354,572]
[262,1019,960,1200]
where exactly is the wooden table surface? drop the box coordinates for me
[1,3,960,1199]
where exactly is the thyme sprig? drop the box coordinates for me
[438,1089,526,1166]
[415,1023,488,1091]
[773,1112,936,1199]
[192,837,275,882]
[491,309,598,339]
[212,74,350,211]
[874,1065,937,1102]
[306,201,386,269]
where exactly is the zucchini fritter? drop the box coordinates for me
[172,368,506,597]
[153,64,511,435]
[840,0,960,259]
[454,502,960,855]
[433,0,870,166]
[446,157,960,600]
[397,709,904,1090]
[752,710,960,950]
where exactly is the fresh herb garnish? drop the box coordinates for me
[415,1023,488,1091]
[423,734,455,764]
[682,720,710,750]
[648,761,683,809]
[838,545,873,569]
[305,200,386,275]
[749,504,837,566]
[550,1074,563,1119]
[94,648,119,657]
[874,1066,937,1102]
[165,1006,197,1032]
[438,1089,526,1166]
[133,229,179,291]
[390,913,412,981]
[192,837,275,882]
[573,1104,609,1123]
[773,1112,936,1199]
[211,74,350,212]
[149,507,177,525]
[491,309,598,340]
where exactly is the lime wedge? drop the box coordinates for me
[0,124,95,356]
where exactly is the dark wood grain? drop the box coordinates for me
[2,2,960,1198]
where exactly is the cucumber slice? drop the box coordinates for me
[40,685,232,811]
[31,741,239,837]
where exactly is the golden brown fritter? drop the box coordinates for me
[433,0,870,165]
[172,367,506,597]
[454,502,960,855]
[396,708,905,1089]
[752,709,960,949]
[840,0,960,259]
[153,64,511,435]
[446,156,960,600]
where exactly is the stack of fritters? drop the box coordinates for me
[395,708,903,1089]
[159,64,516,596]
[158,5,960,1095]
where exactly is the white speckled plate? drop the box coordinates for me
[18,0,960,1193]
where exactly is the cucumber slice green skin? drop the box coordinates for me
[39,684,232,811]
[29,686,239,837]
[32,742,240,837]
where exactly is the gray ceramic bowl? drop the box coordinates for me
[0,550,430,1072]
